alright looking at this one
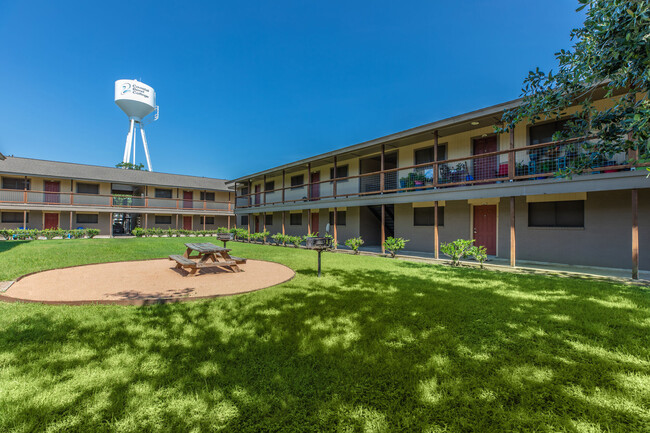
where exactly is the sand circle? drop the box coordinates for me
[3,259,295,305]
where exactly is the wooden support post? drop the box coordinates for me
[23,210,26,228]
[433,130,439,187]
[307,163,312,201]
[508,127,515,180]
[333,207,338,246]
[202,215,206,231]
[69,211,73,230]
[434,201,439,259]
[381,204,386,254]
[263,175,267,206]
[510,196,516,267]
[282,170,286,204]
[333,156,338,198]
[632,189,639,279]
[176,214,179,229]
[109,212,113,238]
[380,144,385,193]
[233,183,237,210]
[42,212,45,230]
[145,213,148,229]
[263,212,266,232]
[227,215,231,230]
[248,180,252,208]
[228,191,232,211]
[282,211,286,235]
[308,209,311,234]
[23,176,27,203]
[247,214,250,234]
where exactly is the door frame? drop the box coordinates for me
[470,202,498,256]
[310,171,320,200]
[183,215,192,231]
[310,211,319,235]
[471,134,498,181]
[43,212,60,230]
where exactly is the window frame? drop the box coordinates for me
[528,200,584,228]
[328,210,347,226]
[200,191,215,201]
[76,213,99,224]
[199,216,215,225]
[1,211,28,223]
[265,214,273,226]
[241,215,249,226]
[289,213,302,226]
[155,188,173,199]
[290,174,305,189]
[264,181,275,192]
[413,206,444,227]
[329,165,349,181]
[414,144,447,165]
[2,177,30,190]
[76,182,100,195]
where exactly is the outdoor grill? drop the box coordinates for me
[305,237,332,277]
[216,232,234,247]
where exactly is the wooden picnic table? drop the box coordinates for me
[169,242,246,276]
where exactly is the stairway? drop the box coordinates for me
[367,205,394,238]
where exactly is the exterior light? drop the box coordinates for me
[471,121,480,126]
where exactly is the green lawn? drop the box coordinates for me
[0,238,648,432]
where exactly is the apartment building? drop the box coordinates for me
[0,157,235,235]
[230,94,649,278]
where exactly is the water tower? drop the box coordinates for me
[114,79,158,171]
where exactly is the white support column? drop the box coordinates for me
[140,126,153,172]
[123,119,135,163]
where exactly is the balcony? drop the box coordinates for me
[0,190,233,212]
[236,137,648,208]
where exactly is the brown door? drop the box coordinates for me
[183,191,193,209]
[44,181,60,203]
[473,136,497,181]
[183,216,192,230]
[255,216,260,232]
[255,185,261,205]
[310,212,319,235]
[310,172,320,200]
[44,213,59,229]
[473,205,497,255]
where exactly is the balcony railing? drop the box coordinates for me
[236,136,648,208]
[0,190,233,212]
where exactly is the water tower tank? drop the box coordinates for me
[114,79,156,121]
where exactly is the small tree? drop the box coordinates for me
[383,236,409,258]
[345,237,364,254]
[115,162,145,170]
[469,245,488,269]
[440,239,475,266]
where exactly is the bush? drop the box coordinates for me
[440,239,475,266]
[324,233,338,250]
[85,228,100,238]
[271,233,287,246]
[383,236,409,258]
[259,230,270,244]
[288,235,304,247]
[469,245,488,268]
[132,227,145,237]
[345,237,364,254]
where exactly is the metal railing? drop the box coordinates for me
[0,190,233,212]
[235,136,647,208]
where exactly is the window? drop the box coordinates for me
[529,120,569,145]
[76,213,99,224]
[328,210,347,226]
[200,191,215,201]
[528,200,584,227]
[265,181,275,191]
[265,214,273,226]
[155,188,173,199]
[241,187,249,196]
[2,177,30,190]
[76,183,99,194]
[290,213,302,225]
[1,212,27,223]
[241,215,249,226]
[290,174,304,188]
[415,145,447,164]
[413,207,445,226]
[329,165,349,180]
[200,216,215,225]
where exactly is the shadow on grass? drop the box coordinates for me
[1,259,649,432]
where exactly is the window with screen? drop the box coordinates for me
[413,207,444,226]
[415,144,447,164]
[290,213,302,225]
[329,165,349,180]
[154,215,172,225]
[199,216,215,225]
[1,212,27,223]
[76,214,99,224]
[265,181,275,191]
[265,214,273,226]
[155,188,173,199]
[2,177,30,190]
[76,183,99,194]
[200,191,215,201]
[528,200,584,227]
[290,175,304,189]
[241,215,249,226]
[328,210,347,226]
[529,120,570,145]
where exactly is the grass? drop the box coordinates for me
[0,238,649,432]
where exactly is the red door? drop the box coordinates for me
[310,212,319,235]
[255,216,260,232]
[255,185,261,205]
[310,172,320,200]
[183,216,192,230]
[473,136,497,181]
[183,191,193,209]
[44,181,60,203]
[44,213,59,229]
[473,205,497,255]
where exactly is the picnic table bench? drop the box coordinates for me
[169,242,246,276]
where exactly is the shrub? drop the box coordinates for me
[259,230,270,244]
[440,239,475,266]
[324,233,338,250]
[345,237,364,254]
[41,229,58,240]
[383,236,409,258]
[85,228,100,238]
[132,227,145,237]
[288,235,304,247]
[469,245,488,268]
[271,233,287,246]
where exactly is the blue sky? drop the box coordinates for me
[0,1,585,179]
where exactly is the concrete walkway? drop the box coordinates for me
[351,245,650,284]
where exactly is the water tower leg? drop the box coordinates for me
[123,119,135,163]
[140,127,153,172]
[132,124,137,165]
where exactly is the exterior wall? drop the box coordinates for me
[359,206,382,246]
[285,210,309,236]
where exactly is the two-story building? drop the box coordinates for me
[0,157,235,235]
[230,94,649,278]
